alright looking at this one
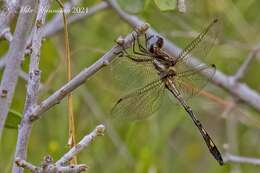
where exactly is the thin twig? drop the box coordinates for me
[232,44,260,81]
[223,101,241,171]
[0,0,20,41]
[15,124,105,172]
[56,124,105,166]
[0,0,38,139]
[14,159,37,172]
[12,0,49,172]
[224,154,260,165]
[27,24,148,122]
[222,43,260,169]
[0,57,41,85]
[15,157,87,173]
[105,0,260,112]
[10,24,147,171]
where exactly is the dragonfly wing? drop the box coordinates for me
[111,54,158,90]
[176,19,220,68]
[173,64,216,101]
[111,78,165,121]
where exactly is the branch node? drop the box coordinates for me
[0,89,8,98]
[135,23,149,34]
[96,124,105,136]
[103,60,110,66]
[115,35,125,46]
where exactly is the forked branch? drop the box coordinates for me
[15,124,105,173]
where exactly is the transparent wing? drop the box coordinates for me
[175,19,220,69]
[173,64,216,101]
[111,78,165,121]
[110,53,158,91]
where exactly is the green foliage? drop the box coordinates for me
[4,109,22,129]
[153,0,177,11]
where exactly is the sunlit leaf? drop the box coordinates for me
[154,0,176,11]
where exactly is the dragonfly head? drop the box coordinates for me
[146,35,164,53]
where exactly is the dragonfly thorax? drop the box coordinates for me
[153,58,177,79]
[167,68,177,77]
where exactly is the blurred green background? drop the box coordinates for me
[1,0,260,172]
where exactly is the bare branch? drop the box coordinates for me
[12,0,49,172]
[0,0,38,139]
[56,124,105,166]
[223,102,241,171]
[26,24,147,122]
[15,158,37,172]
[222,43,260,169]
[15,156,87,173]
[0,0,20,41]
[0,60,42,88]
[0,27,13,42]
[105,0,260,112]
[15,124,105,172]
[10,23,146,173]
[233,44,260,81]
[224,154,260,165]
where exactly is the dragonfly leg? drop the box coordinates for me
[125,54,152,63]
[144,33,148,50]
[136,34,149,54]
[131,34,150,56]
[113,50,124,57]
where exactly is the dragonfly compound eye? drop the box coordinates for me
[147,35,164,53]
[156,36,164,48]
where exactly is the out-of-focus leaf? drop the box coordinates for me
[5,109,22,129]
[154,0,176,11]
[144,0,152,9]
[118,0,145,13]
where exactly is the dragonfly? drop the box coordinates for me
[111,19,224,165]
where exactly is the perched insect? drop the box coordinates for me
[112,19,223,165]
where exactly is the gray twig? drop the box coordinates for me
[15,124,105,172]
[26,23,147,122]
[232,44,260,81]
[15,156,87,173]
[12,0,49,172]
[56,124,105,166]
[10,23,146,173]
[222,43,260,169]
[0,0,38,139]
[224,154,260,165]
[0,0,20,41]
